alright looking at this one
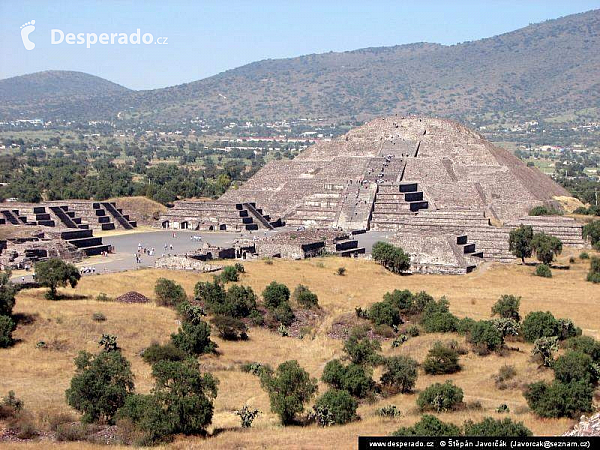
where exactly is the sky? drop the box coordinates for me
[1,0,599,90]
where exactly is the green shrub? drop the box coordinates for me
[463,417,532,436]
[457,317,477,335]
[522,311,559,342]
[235,405,259,428]
[525,380,594,418]
[210,315,248,340]
[587,256,600,284]
[292,285,319,309]
[0,270,17,317]
[342,328,382,366]
[262,282,290,310]
[313,389,358,425]
[368,301,401,327]
[35,258,81,300]
[219,266,239,283]
[274,302,295,326]
[556,318,582,340]
[509,225,534,263]
[467,320,504,354]
[233,262,245,273]
[118,359,218,443]
[321,359,375,398]
[376,405,401,418]
[0,391,23,419]
[580,252,590,259]
[563,336,600,361]
[142,342,187,365]
[336,267,346,276]
[491,295,521,321]
[423,342,461,375]
[372,241,411,274]
[531,233,562,265]
[380,356,418,393]
[587,272,600,283]
[222,285,258,318]
[392,414,461,436]
[383,289,413,312]
[259,360,317,425]
[553,351,597,384]
[532,336,559,366]
[420,297,458,333]
[406,325,420,337]
[176,301,206,324]
[171,320,217,355]
[582,220,600,247]
[154,278,187,307]
[529,206,561,216]
[96,292,111,302]
[535,264,552,278]
[194,279,226,306]
[410,291,434,315]
[417,381,464,412]
[0,315,16,348]
[65,348,134,424]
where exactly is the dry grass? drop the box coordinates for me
[1,249,599,448]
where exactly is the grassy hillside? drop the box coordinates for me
[1,10,599,124]
[1,250,598,447]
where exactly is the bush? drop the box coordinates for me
[0,391,23,419]
[343,328,382,366]
[457,317,477,335]
[580,252,590,259]
[233,262,245,273]
[417,381,464,412]
[313,389,358,426]
[96,292,111,302]
[55,422,90,442]
[556,318,581,340]
[467,320,504,354]
[411,291,434,315]
[368,301,401,327]
[376,405,401,417]
[532,336,559,366]
[154,278,187,307]
[531,233,562,265]
[582,220,600,247]
[118,359,218,443]
[553,351,597,384]
[563,336,600,361]
[380,356,418,393]
[92,312,106,322]
[321,359,375,398]
[262,282,290,310]
[0,315,16,348]
[292,285,319,309]
[535,264,552,278]
[525,380,594,418]
[259,360,317,425]
[587,256,600,284]
[463,417,532,436]
[423,342,460,375]
[406,325,420,337]
[176,301,206,324]
[529,205,561,216]
[35,258,81,300]
[222,285,258,318]
[171,320,217,355]
[522,311,558,342]
[273,301,295,326]
[194,279,226,306]
[336,267,346,276]
[65,348,134,424]
[372,241,411,274]
[383,289,413,313]
[210,315,248,340]
[219,266,239,283]
[420,297,458,333]
[393,414,461,436]
[495,365,517,383]
[142,342,187,364]
[0,270,17,316]
[491,295,521,321]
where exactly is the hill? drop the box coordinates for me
[0,10,599,124]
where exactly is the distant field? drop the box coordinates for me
[1,251,599,448]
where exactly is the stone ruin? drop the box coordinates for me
[154,255,222,272]
[159,116,587,274]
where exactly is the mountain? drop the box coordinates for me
[1,10,599,123]
[0,70,131,120]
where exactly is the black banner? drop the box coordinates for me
[358,437,598,450]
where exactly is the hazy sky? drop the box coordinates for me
[1,0,598,90]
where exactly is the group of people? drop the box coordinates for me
[135,242,158,264]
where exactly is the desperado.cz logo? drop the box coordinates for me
[20,20,168,50]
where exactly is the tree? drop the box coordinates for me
[343,328,382,365]
[509,225,534,263]
[368,301,401,327]
[522,311,558,342]
[417,381,464,412]
[463,417,532,437]
[194,279,225,306]
[582,220,600,249]
[321,359,374,398]
[553,351,597,384]
[313,389,358,426]
[0,315,16,348]
[531,233,562,265]
[380,356,418,393]
[259,360,317,425]
[420,298,458,333]
[35,258,81,299]
[393,414,461,436]
[262,282,290,310]
[210,315,248,340]
[372,242,411,274]
[587,256,600,283]
[119,359,218,442]
[154,278,187,307]
[467,320,504,354]
[65,346,134,423]
[222,285,258,318]
[423,342,460,375]
[535,264,552,278]
[0,270,17,316]
[219,266,239,283]
[525,380,593,418]
[491,295,521,321]
[171,320,217,355]
[564,336,600,361]
[383,289,413,312]
[142,342,187,365]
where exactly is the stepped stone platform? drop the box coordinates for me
[157,116,587,273]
